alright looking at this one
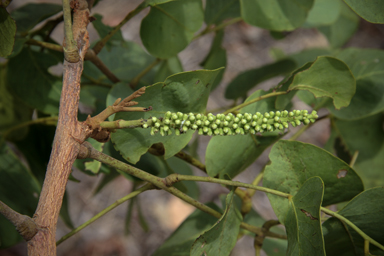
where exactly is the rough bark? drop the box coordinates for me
[27,4,91,255]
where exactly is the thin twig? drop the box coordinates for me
[92,2,147,55]
[85,49,120,83]
[0,200,38,241]
[129,58,161,89]
[223,91,288,115]
[56,183,154,245]
[349,151,359,168]
[62,0,79,62]
[193,17,242,40]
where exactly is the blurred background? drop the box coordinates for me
[2,0,384,255]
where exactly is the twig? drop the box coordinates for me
[350,151,359,168]
[223,91,288,115]
[79,142,286,239]
[92,2,147,55]
[321,207,384,251]
[254,220,280,256]
[0,200,38,241]
[193,17,242,40]
[85,49,120,83]
[62,0,79,62]
[56,183,154,245]
[27,39,63,52]
[129,58,161,89]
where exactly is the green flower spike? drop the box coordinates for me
[143,110,318,136]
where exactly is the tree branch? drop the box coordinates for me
[0,200,38,241]
[27,1,92,255]
[85,49,120,83]
[62,0,79,62]
[79,142,285,239]
[56,183,154,246]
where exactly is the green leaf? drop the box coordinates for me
[240,0,315,31]
[6,37,28,59]
[82,41,156,85]
[304,0,341,27]
[201,31,226,91]
[0,143,40,248]
[154,56,183,83]
[0,64,32,138]
[204,0,241,25]
[343,0,384,23]
[332,114,384,188]
[190,188,242,256]
[0,7,16,57]
[84,139,104,174]
[6,47,61,114]
[288,56,355,110]
[318,2,359,48]
[152,203,222,256]
[110,68,222,164]
[288,48,332,68]
[10,3,62,33]
[206,90,282,178]
[323,187,384,256]
[225,59,297,100]
[264,140,364,224]
[285,177,325,256]
[140,0,204,59]
[328,48,384,120]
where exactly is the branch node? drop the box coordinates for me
[164,173,180,187]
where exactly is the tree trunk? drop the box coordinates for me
[27,4,91,255]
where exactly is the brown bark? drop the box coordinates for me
[27,4,91,255]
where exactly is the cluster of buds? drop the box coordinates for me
[142,110,318,136]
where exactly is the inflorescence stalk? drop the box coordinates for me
[141,110,318,136]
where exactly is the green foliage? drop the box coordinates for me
[0,7,16,57]
[285,177,325,255]
[1,1,384,255]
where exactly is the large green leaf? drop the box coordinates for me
[264,140,364,224]
[332,114,384,188]
[152,203,222,256]
[343,0,384,23]
[110,69,222,164]
[204,0,241,25]
[82,41,156,85]
[288,56,355,110]
[0,143,40,248]
[225,59,296,100]
[318,2,359,48]
[285,177,325,256]
[240,0,315,31]
[201,31,226,91]
[10,3,62,33]
[190,188,242,256]
[304,0,341,27]
[323,187,384,256]
[140,0,204,59]
[6,47,61,114]
[206,90,282,178]
[329,48,384,120]
[0,7,16,57]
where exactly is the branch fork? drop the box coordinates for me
[84,87,152,142]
